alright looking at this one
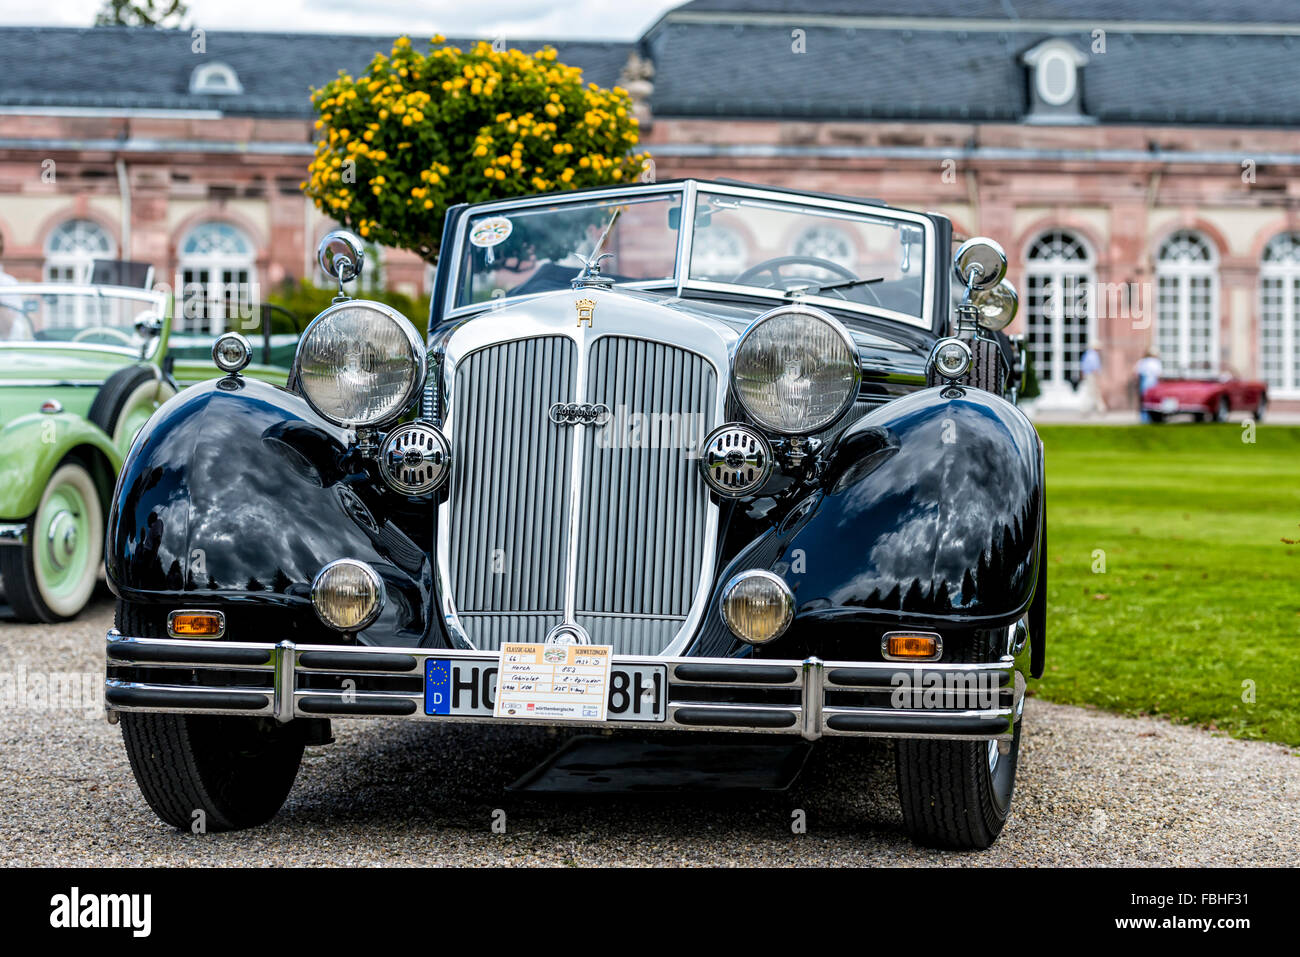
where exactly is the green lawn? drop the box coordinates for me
[1037,424,1300,749]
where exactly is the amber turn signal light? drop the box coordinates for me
[167,610,226,639]
[883,632,942,661]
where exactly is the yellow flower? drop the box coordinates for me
[424,199,434,209]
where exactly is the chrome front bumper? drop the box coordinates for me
[105,630,1023,742]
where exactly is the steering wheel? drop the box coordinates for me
[733,255,883,307]
[735,255,855,286]
[72,326,135,345]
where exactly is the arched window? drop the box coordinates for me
[178,222,256,334]
[189,62,243,96]
[793,225,853,267]
[44,218,114,284]
[690,225,747,280]
[1024,230,1094,392]
[1260,233,1300,396]
[1155,231,1218,374]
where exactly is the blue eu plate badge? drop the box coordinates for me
[425,659,451,715]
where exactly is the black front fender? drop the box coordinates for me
[105,377,435,646]
[786,386,1043,628]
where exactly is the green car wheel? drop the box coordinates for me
[0,460,104,622]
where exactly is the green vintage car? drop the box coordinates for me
[0,282,295,622]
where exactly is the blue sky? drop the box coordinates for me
[0,0,683,39]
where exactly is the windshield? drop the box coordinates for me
[690,191,926,321]
[455,192,680,307]
[450,183,931,325]
[0,287,166,355]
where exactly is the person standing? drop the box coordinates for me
[1080,344,1105,416]
[0,232,27,339]
[1135,349,1162,423]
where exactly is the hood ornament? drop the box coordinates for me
[571,252,614,290]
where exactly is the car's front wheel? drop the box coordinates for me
[895,719,1021,850]
[0,459,104,622]
[115,601,306,831]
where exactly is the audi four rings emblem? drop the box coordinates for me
[549,402,612,426]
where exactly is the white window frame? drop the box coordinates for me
[1024,230,1097,392]
[178,222,258,335]
[43,218,115,285]
[1155,230,1219,374]
[1259,233,1300,399]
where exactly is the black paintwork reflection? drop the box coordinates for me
[781,386,1042,627]
[107,378,436,647]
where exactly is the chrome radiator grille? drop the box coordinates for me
[448,337,576,644]
[445,334,717,655]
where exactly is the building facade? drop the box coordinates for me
[2,1,1299,409]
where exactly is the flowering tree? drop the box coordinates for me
[303,36,649,262]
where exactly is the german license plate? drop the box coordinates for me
[424,658,666,722]
[1161,397,1179,412]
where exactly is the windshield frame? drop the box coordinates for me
[0,283,171,359]
[439,180,937,329]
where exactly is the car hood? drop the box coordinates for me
[1144,379,1220,401]
[0,346,134,428]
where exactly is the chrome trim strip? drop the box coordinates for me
[561,335,590,625]
[274,640,295,723]
[105,632,1019,742]
[0,523,28,545]
[0,380,104,388]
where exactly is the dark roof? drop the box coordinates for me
[0,27,631,117]
[645,21,1300,125]
[668,0,1300,23]
[4,6,1300,128]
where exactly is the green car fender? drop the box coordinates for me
[0,411,122,519]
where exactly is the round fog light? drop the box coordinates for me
[931,338,972,380]
[311,559,384,631]
[212,332,253,374]
[721,569,795,645]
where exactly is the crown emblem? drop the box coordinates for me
[575,298,596,327]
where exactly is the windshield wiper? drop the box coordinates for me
[782,275,884,298]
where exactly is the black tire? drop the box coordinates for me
[1255,397,1267,422]
[1212,395,1230,423]
[0,458,104,623]
[115,601,305,832]
[87,365,161,441]
[1147,411,1165,424]
[895,633,1023,850]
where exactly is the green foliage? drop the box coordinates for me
[94,0,187,27]
[303,36,649,262]
[263,279,432,339]
[1018,344,1040,400]
[1036,424,1300,748]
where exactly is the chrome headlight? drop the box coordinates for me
[293,301,426,428]
[731,305,860,434]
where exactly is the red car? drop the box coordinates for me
[1142,367,1267,423]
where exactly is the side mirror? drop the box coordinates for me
[134,312,164,360]
[134,314,163,339]
[318,229,366,297]
[953,237,1007,292]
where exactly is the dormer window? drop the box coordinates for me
[1021,39,1089,123]
[189,62,243,96]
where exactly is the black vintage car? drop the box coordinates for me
[104,179,1045,849]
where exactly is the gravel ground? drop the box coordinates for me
[2,591,1297,866]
